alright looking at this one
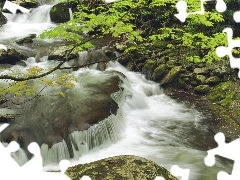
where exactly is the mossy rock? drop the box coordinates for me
[194,85,210,94]
[207,81,234,105]
[166,60,175,69]
[65,155,178,180]
[160,66,182,85]
[0,12,7,26]
[16,34,36,44]
[152,64,167,81]
[50,2,77,23]
[204,76,221,86]
[0,48,26,65]
[142,59,157,80]
[118,54,133,66]
[195,75,206,84]
[193,67,209,75]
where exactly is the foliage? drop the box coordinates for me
[40,0,234,64]
[0,67,78,97]
[1,0,238,97]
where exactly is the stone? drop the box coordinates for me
[160,66,182,85]
[65,155,178,180]
[50,2,77,23]
[193,67,209,75]
[166,60,175,69]
[195,75,206,84]
[126,60,136,71]
[0,48,26,65]
[16,34,36,44]
[205,76,221,86]
[48,45,78,61]
[118,54,133,66]
[194,85,210,94]
[104,47,116,58]
[96,62,106,71]
[0,12,7,26]
[0,73,124,160]
[152,64,167,81]
[142,59,157,80]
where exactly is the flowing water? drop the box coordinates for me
[0,3,232,180]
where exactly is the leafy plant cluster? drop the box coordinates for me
[40,0,235,64]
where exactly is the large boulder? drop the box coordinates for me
[0,72,125,161]
[160,66,182,85]
[50,2,77,23]
[66,155,178,180]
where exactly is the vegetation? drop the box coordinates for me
[1,0,240,97]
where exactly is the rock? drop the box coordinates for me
[16,34,36,44]
[176,78,189,90]
[207,81,233,103]
[152,64,167,81]
[142,59,157,80]
[157,57,166,65]
[0,12,7,26]
[0,72,124,160]
[160,66,182,85]
[0,48,26,64]
[77,49,111,67]
[136,63,144,72]
[193,67,209,75]
[195,75,206,84]
[50,2,77,23]
[96,62,106,71]
[126,60,136,71]
[118,54,133,66]
[103,47,116,58]
[189,75,206,87]
[166,60,175,69]
[205,76,221,86]
[48,45,78,61]
[194,85,210,94]
[65,155,178,180]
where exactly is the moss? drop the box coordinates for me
[194,85,210,94]
[142,60,157,80]
[152,64,167,81]
[144,59,157,69]
[66,155,178,180]
[160,66,182,85]
[207,81,234,102]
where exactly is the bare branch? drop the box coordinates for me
[0,38,95,81]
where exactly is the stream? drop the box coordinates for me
[0,2,232,180]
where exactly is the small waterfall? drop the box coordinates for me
[11,5,53,23]
[40,85,127,165]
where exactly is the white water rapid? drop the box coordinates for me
[0,3,232,180]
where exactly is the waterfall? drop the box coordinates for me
[40,85,126,165]
[0,5,55,44]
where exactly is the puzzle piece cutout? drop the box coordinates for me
[0,123,71,180]
[215,27,240,78]
[154,165,190,180]
[233,11,240,23]
[171,165,190,180]
[175,0,227,22]
[205,132,240,180]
